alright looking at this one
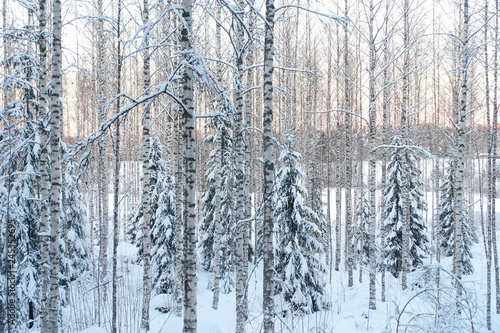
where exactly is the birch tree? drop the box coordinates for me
[37,0,50,327]
[262,0,275,329]
[141,0,153,328]
[47,0,63,327]
[180,0,197,329]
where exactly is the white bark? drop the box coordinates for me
[211,4,223,311]
[234,0,248,330]
[180,0,197,330]
[174,111,184,317]
[367,0,377,309]
[111,2,122,331]
[343,0,353,288]
[400,0,410,290]
[141,0,152,329]
[48,0,63,328]
[262,0,275,329]
[97,0,109,300]
[38,0,50,328]
[453,0,469,291]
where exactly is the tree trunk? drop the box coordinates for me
[180,0,197,329]
[112,1,122,331]
[453,0,469,292]
[367,0,377,309]
[211,4,223,311]
[234,0,248,330]
[38,0,50,328]
[141,0,153,329]
[400,0,411,291]
[48,0,63,328]
[491,0,499,314]
[174,111,184,317]
[343,0,353,288]
[262,0,275,329]
[97,0,109,302]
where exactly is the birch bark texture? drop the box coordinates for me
[37,0,50,328]
[233,0,249,330]
[111,1,122,331]
[180,0,197,330]
[48,0,63,328]
[262,0,275,329]
[141,0,153,329]
[453,0,470,289]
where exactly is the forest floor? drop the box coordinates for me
[64,195,500,333]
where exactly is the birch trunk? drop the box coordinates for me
[343,0,353,287]
[211,4,223,311]
[335,24,342,272]
[38,0,50,328]
[483,3,491,327]
[97,0,109,299]
[112,1,122,331]
[262,0,275,329]
[234,0,248,330]
[48,0,63,328]
[174,111,184,317]
[453,0,469,292]
[400,0,410,290]
[491,0,499,314]
[180,0,197,329]
[141,0,152,329]
[380,3,390,302]
[368,0,377,309]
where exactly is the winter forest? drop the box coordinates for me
[1,0,500,330]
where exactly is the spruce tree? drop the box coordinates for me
[274,131,327,315]
[198,120,235,293]
[63,160,92,281]
[355,191,370,274]
[151,142,176,295]
[383,136,429,278]
[439,159,475,275]
[0,53,41,328]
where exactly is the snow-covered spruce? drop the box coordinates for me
[355,191,371,277]
[0,112,41,328]
[274,130,327,315]
[63,160,92,282]
[382,136,429,278]
[198,119,235,293]
[439,159,476,275]
[127,137,177,292]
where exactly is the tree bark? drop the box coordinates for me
[180,0,197,329]
[343,0,353,288]
[141,0,153,329]
[48,0,63,328]
[367,0,377,309]
[234,0,248,330]
[400,0,411,291]
[38,0,50,328]
[112,1,122,331]
[453,0,469,292]
[262,0,275,329]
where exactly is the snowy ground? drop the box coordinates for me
[62,193,500,333]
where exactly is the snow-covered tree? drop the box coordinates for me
[383,136,429,278]
[126,137,178,293]
[151,143,176,295]
[198,120,235,293]
[0,32,42,327]
[63,160,92,281]
[439,159,475,275]
[355,191,370,278]
[274,131,327,315]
